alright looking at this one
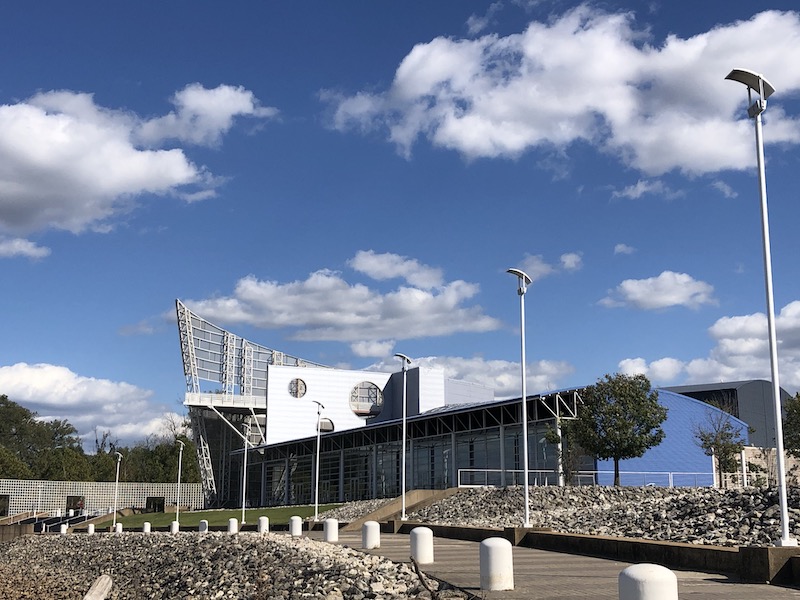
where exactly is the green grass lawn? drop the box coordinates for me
[91,504,341,529]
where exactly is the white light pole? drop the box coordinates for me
[311,400,325,521]
[394,353,412,521]
[726,68,795,547]
[176,439,185,528]
[507,268,532,528]
[112,451,122,529]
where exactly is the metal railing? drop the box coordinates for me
[457,468,714,488]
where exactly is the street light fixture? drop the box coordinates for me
[112,451,123,529]
[176,440,185,528]
[394,352,412,521]
[726,68,796,547]
[311,400,325,521]
[507,268,532,528]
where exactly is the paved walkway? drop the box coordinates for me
[305,530,800,599]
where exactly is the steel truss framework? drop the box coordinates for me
[242,390,583,507]
[176,299,330,506]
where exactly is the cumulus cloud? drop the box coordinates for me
[0,362,170,448]
[466,1,504,36]
[326,8,800,175]
[617,301,800,393]
[183,252,501,344]
[600,270,717,310]
[351,340,396,358]
[369,355,575,398]
[712,180,738,199]
[560,252,583,271]
[0,83,275,237]
[614,243,636,255]
[348,249,443,289]
[0,236,50,259]
[136,83,278,147]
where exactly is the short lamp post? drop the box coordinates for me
[507,268,532,528]
[312,400,325,521]
[241,422,250,525]
[394,352,412,520]
[176,440,185,527]
[112,451,123,529]
[726,68,796,547]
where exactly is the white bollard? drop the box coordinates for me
[362,520,380,549]
[143,522,151,533]
[87,524,95,535]
[228,518,238,534]
[258,516,269,533]
[170,521,179,534]
[289,516,303,537]
[324,518,339,543]
[198,519,209,533]
[480,537,514,591]
[59,524,68,535]
[114,523,123,534]
[411,527,434,564]
[68,509,74,518]
[619,564,678,600]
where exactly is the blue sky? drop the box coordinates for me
[2,1,800,448]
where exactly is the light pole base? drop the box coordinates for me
[776,537,798,547]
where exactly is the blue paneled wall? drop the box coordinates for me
[594,390,749,486]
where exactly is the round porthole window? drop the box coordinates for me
[288,378,307,398]
[349,381,383,418]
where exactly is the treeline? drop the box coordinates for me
[0,394,200,483]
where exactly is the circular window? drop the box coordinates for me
[288,378,307,398]
[349,381,383,418]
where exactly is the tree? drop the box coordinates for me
[693,408,746,485]
[569,373,667,486]
[783,393,800,458]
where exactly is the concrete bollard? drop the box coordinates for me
[114,523,123,534]
[258,516,269,533]
[324,518,339,543]
[480,537,514,591]
[411,527,434,564]
[289,516,303,537]
[618,564,678,600]
[170,521,179,534]
[59,524,68,535]
[143,522,151,533]
[87,524,95,535]
[199,520,209,533]
[362,520,380,549]
[228,518,238,534]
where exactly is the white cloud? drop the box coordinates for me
[184,253,501,343]
[712,180,738,199]
[614,243,636,255]
[136,83,278,147]
[0,362,168,448]
[560,252,583,271]
[369,354,575,397]
[516,250,582,283]
[0,236,50,259]
[611,179,682,200]
[617,301,800,394]
[600,270,717,310]
[0,84,274,236]
[351,340,396,358]
[348,250,443,289]
[327,8,800,176]
[466,2,504,36]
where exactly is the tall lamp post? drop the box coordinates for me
[726,68,795,547]
[176,440,185,528]
[507,268,532,528]
[311,400,325,522]
[394,353,412,521]
[112,451,123,529]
